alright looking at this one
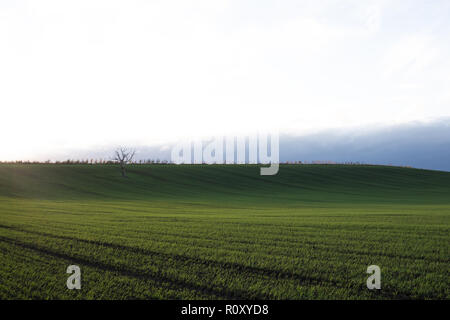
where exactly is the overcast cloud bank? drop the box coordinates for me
[41,118,450,172]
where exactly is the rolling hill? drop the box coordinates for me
[0,164,449,299]
[1,164,449,203]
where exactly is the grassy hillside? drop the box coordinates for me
[1,164,449,203]
[0,164,449,299]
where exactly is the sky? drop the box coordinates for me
[50,118,450,171]
[1,0,449,162]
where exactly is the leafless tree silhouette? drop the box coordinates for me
[114,147,136,177]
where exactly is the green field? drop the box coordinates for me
[0,164,449,299]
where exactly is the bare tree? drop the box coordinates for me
[114,147,136,177]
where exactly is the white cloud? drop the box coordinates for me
[0,0,449,160]
[381,35,440,78]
